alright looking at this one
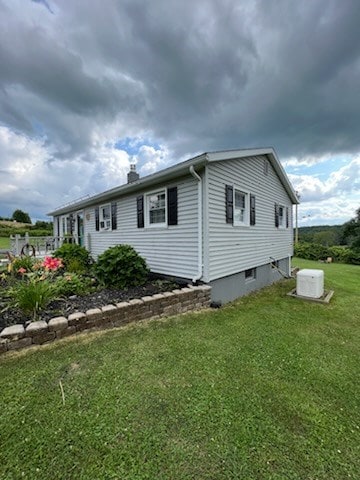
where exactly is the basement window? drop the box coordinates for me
[245,268,256,281]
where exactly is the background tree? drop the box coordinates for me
[341,208,360,250]
[12,209,32,224]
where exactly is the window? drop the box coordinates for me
[245,268,256,281]
[95,202,117,231]
[234,190,246,223]
[278,205,285,228]
[275,203,289,228]
[137,187,178,229]
[226,185,256,226]
[146,190,166,226]
[100,204,111,230]
[234,189,249,226]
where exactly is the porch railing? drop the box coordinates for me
[8,234,81,257]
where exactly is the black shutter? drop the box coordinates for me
[137,195,144,228]
[275,203,279,228]
[67,214,74,234]
[286,207,289,228]
[95,206,100,231]
[225,185,233,224]
[167,186,178,225]
[111,202,117,230]
[250,195,256,226]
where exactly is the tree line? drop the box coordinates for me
[296,208,360,265]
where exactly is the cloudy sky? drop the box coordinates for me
[0,0,359,225]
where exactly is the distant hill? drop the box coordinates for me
[298,225,344,246]
[0,220,31,229]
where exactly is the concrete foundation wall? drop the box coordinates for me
[209,257,290,305]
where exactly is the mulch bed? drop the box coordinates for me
[0,279,183,331]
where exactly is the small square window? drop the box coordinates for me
[245,268,256,281]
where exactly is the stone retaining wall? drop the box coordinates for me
[0,285,211,355]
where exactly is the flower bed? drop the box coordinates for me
[0,285,212,355]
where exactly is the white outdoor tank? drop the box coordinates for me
[296,269,324,298]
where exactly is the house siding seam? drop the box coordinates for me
[206,155,293,282]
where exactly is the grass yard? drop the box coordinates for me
[0,258,359,479]
[0,236,10,249]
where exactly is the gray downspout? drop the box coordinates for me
[189,165,203,283]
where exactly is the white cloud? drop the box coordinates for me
[289,156,360,202]
[1,0,360,224]
[137,145,170,175]
[282,153,333,168]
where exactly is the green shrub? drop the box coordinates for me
[294,242,360,265]
[94,244,149,288]
[294,242,328,261]
[53,243,92,272]
[66,258,87,274]
[9,279,56,320]
[54,273,94,297]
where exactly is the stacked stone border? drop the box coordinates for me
[0,285,211,355]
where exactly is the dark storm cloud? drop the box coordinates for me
[0,0,359,221]
[1,0,360,160]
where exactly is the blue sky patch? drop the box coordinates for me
[115,137,160,156]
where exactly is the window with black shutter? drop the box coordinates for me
[111,202,117,230]
[137,195,144,228]
[275,203,279,228]
[167,186,178,225]
[225,185,234,224]
[250,195,256,226]
[95,206,100,231]
[286,207,289,228]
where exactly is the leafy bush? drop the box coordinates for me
[294,242,360,265]
[294,242,329,261]
[54,273,94,297]
[94,244,149,288]
[53,243,92,272]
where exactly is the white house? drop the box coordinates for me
[48,148,299,304]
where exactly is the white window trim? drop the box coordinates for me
[145,188,167,228]
[233,188,250,227]
[99,203,112,231]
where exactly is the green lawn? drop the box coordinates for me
[0,258,359,479]
[0,236,10,249]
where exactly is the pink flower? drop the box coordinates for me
[18,267,27,274]
[42,256,63,271]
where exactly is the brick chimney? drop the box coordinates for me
[127,164,139,183]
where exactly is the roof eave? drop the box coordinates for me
[47,153,208,216]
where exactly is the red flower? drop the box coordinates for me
[42,256,63,271]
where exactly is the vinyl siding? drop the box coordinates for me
[206,155,293,281]
[83,176,199,279]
